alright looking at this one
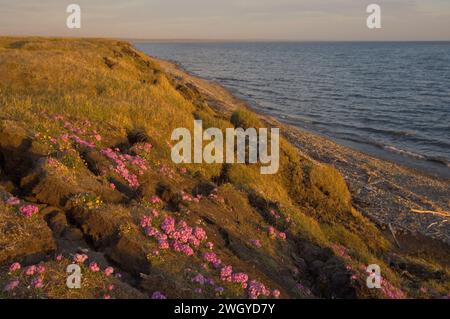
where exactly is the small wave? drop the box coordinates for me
[383,146,426,160]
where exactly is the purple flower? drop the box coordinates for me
[4,280,20,292]
[151,291,167,299]
[31,277,44,289]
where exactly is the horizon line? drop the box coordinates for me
[1,34,450,43]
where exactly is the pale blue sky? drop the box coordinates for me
[1,0,449,40]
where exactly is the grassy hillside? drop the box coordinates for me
[0,37,448,299]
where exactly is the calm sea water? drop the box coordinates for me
[135,42,450,178]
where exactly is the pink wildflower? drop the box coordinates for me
[220,265,233,282]
[231,273,249,288]
[205,242,214,250]
[104,267,114,277]
[158,239,170,250]
[89,262,100,272]
[150,196,162,204]
[73,254,88,264]
[20,205,39,218]
[9,262,21,273]
[151,209,159,217]
[193,227,207,241]
[248,280,271,299]
[31,277,44,289]
[272,289,281,299]
[140,215,152,228]
[36,264,46,274]
[25,265,37,276]
[278,232,287,240]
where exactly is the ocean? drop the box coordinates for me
[135,42,450,179]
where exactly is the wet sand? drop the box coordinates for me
[152,56,450,245]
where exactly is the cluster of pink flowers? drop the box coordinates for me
[380,277,406,299]
[331,244,350,259]
[203,252,222,268]
[219,265,249,289]
[272,289,281,298]
[269,209,291,225]
[9,262,21,273]
[70,135,96,149]
[270,210,281,219]
[64,121,86,136]
[159,164,175,179]
[141,215,153,228]
[73,253,89,264]
[203,249,277,298]
[24,264,45,276]
[31,277,44,289]
[151,291,167,299]
[135,143,153,153]
[231,273,249,288]
[205,242,214,250]
[104,267,114,277]
[19,204,39,218]
[89,262,100,272]
[220,265,233,282]
[267,226,286,241]
[248,280,271,299]
[101,148,147,189]
[150,196,162,205]
[143,215,208,257]
[181,191,194,202]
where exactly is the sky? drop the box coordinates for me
[1,0,450,41]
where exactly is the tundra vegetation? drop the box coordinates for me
[0,37,448,299]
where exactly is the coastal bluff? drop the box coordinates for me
[0,37,448,299]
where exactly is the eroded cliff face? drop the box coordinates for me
[0,37,448,299]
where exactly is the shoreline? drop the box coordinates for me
[149,54,450,245]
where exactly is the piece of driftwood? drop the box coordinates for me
[411,209,450,218]
[388,223,401,248]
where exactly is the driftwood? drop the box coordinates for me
[410,209,450,218]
